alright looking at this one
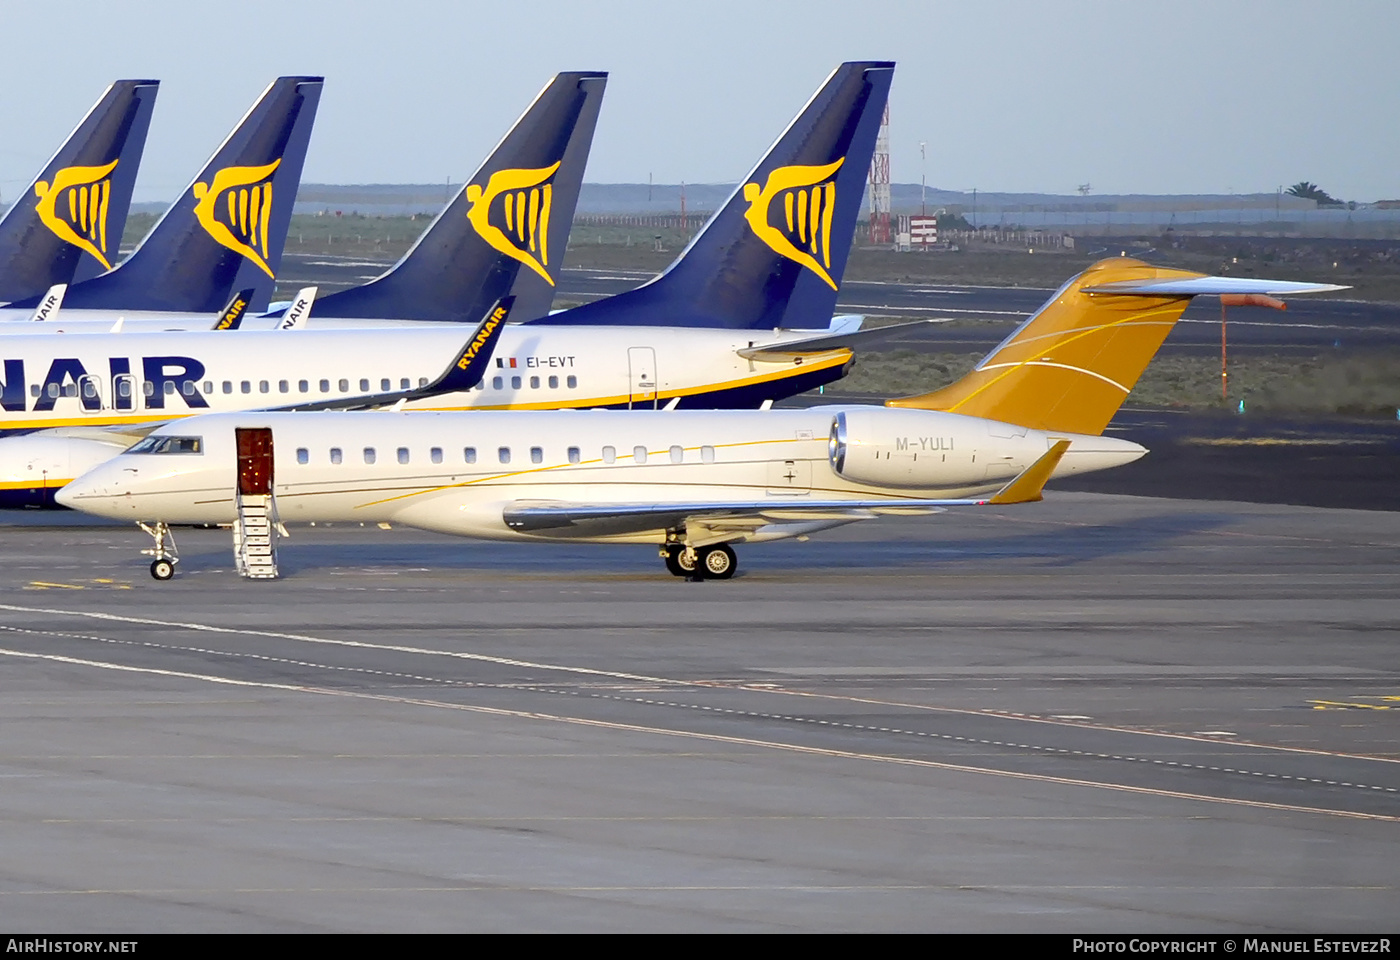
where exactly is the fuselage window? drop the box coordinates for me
[670,445,684,464]
[320,379,331,394]
[530,446,543,464]
[339,379,350,393]
[566,375,577,389]
[567,446,580,464]
[633,446,647,464]
[464,447,477,464]
[241,381,252,394]
[529,376,540,389]
[29,384,38,398]
[298,380,309,393]
[279,380,290,394]
[511,376,521,390]
[430,447,443,464]
[363,447,376,464]
[397,447,409,464]
[127,435,202,455]
[701,445,716,463]
[222,381,233,394]
[400,378,410,390]
[418,377,428,388]
[259,381,270,394]
[549,375,559,389]
[498,447,511,464]
[82,380,98,400]
[63,383,77,398]
[181,381,195,397]
[492,377,503,390]
[296,448,309,465]
[381,378,391,392]
[143,381,155,397]
[360,379,370,392]
[202,381,213,394]
[164,381,176,396]
[330,447,342,465]
[602,445,616,464]
[117,380,132,398]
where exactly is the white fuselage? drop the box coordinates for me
[57,408,1146,545]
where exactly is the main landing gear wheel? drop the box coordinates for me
[663,545,696,577]
[149,558,175,581]
[698,544,736,580]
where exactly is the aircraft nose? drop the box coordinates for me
[54,465,121,514]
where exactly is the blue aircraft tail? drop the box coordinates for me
[304,71,606,324]
[0,79,158,304]
[28,76,323,315]
[532,61,893,330]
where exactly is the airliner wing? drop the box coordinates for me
[737,319,941,361]
[504,442,1069,536]
[270,297,513,412]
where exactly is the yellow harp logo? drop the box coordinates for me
[192,159,281,278]
[742,158,844,290]
[465,162,560,286]
[34,160,120,270]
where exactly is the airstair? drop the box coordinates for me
[233,492,280,579]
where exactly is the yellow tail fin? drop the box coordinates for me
[887,258,1204,435]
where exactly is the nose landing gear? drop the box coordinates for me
[661,543,737,580]
[138,521,179,581]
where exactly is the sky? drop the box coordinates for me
[1,0,1396,203]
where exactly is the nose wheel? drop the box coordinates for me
[138,521,180,581]
[662,543,736,580]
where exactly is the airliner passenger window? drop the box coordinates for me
[670,445,684,463]
[241,381,251,394]
[511,377,521,390]
[222,381,232,394]
[430,447,443,464]
[143,381,155,397]
[549,376,559,389]
[118,381,132,398]
[82,381,97,399]
[330,448,342,465]
[259,381,269,394]
[530,377,540,389]
[701,445,716,463]
[296,448,308,465]
[279,380,290,393]
[418,378,428,388]
[633,446,647,464]
[182,382,195,397]
[400,378,410,390]
[498,447,511,464]
[381,379,391,391]
[339,379,350,393]
[363,448,376,464]
[127,436,202,455]
[298,380,309,393]
[530,447,543,464]
[492,377,503,390]
[567,447,580,464]
[29,384,38,398]
[320,380,331,393]
[602,445,616,464]
[202,381,213,394]
[164,382,175,396]
[360,379,369,392]
[566,375,577,389]
[464,447,477,463]
[397,447,409,464]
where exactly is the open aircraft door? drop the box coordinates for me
[236,428,274,495]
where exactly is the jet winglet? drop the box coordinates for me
[276,286,317,329]
[272,297,513,412]
[987,440,1071,505]
[211,287,255,329]
[28,284,66,322]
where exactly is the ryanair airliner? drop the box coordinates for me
[55,258,1346,580]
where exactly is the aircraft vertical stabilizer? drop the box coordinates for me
[0,79,158,303]
[531,61,894,330]
[22,76,323,315]
[304,71,607,323]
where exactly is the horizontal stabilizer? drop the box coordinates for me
[273,297,512,411]
[738,319,939,360]
[987,440,1070,505]
[1082,276,1348,296]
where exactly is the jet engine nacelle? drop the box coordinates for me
[827,408,1039,489]
[0,433,131,508]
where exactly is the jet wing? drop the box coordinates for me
[1081,276,1349,296]
[504,441,1070,536]
[737,319,942,361]
[271,297,513,412]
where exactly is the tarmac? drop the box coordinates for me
[0,492,1396,931]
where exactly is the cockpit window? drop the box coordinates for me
[126,435,203,455]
